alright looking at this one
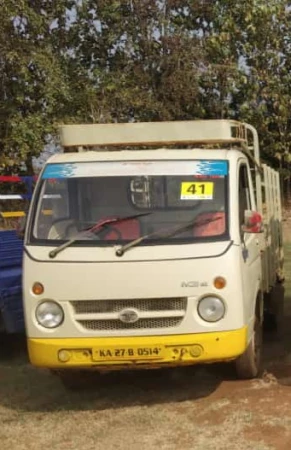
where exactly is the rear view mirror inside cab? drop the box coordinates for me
[242,210,263,234]
[129,176,167,209]
[130,177,152,208]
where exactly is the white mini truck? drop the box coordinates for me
[22,120,284,384]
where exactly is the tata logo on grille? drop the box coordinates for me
[119,308,139,324]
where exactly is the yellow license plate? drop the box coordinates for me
[92,346,165,361]
[181,181,214,200]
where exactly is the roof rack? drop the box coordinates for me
[60,119,248,148]
[59,119,261,171]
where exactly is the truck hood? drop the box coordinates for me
[25,240,233,263]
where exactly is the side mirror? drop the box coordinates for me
[242,210,263,234]
[16,215,27,240]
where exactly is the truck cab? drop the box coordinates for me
[22,120,284,385]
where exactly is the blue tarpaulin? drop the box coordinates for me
[0,230,24,333]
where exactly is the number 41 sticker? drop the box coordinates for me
[181,182,214,200]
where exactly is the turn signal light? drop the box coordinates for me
[32,282,44,295]
[213,277,226,290]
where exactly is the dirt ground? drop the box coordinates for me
[1,224,291,449]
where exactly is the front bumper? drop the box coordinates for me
[28,327,248,370]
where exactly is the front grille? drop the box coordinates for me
[78,317,182,331]
[71,298,186,314]
[70,297,187,331]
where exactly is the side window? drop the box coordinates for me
[33,179,69,239]
[238,165,251,228]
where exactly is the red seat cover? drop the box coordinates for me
[104,218,141,240]
[193,212,225,237]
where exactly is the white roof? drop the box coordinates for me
[46,148,238,164]
[59,120,248,148]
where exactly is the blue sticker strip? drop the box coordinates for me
[41,160,228,179]
[42,163,77,179]
[196,161,228,176]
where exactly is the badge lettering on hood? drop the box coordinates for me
[181,281,208,288]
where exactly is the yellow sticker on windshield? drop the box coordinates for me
[181,182,214,200]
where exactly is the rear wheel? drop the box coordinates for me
[263,283,284,335]
[235,316,262,379]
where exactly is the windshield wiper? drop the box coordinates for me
[48,212,151,259]
[115,216,222,257]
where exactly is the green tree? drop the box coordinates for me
[0,0,72,173]
[1,0,291,179]
[207,1,291,162]
[64,0,207,123]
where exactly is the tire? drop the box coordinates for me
[235,316,262,379]
[263,284,285,335]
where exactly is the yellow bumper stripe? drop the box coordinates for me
[28,327,248,370]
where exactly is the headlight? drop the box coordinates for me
[36,301,64,328]
[198,296,225,322]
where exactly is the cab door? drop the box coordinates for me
[238,162,262,324]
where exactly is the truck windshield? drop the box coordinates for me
[29,160,229,246]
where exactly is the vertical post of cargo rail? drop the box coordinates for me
[244,124,271,292]
[263,165,275,287]
[244,124,262,215]
[275,169,284,280]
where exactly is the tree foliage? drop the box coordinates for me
[1,0,291,177]
[0,0,72,172]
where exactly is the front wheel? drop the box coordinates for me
[235,317,262,379]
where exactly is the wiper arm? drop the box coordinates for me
[115,216,222,257]
[48,212,151,259]
[49,230,93,259]
[81,212,151,234]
